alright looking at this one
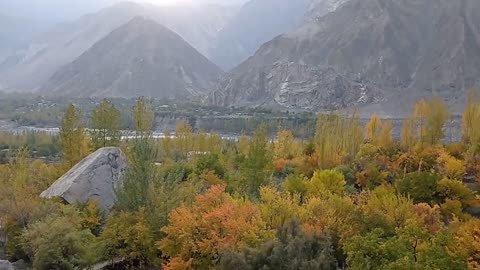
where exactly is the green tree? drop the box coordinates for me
[132,97,154,136]
[22,207,101,270]
[396,172,441,204]
[59,104,90,168]
[90,99,121,149]
[99,208,158,268]
[345,224,467,270]
[242,124,271,198]
[221,220,336,270]
[115,98,157,211]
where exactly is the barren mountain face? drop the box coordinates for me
[41,17,223,99]
[210,0,480,114]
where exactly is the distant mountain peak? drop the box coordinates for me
[41,16,223,99]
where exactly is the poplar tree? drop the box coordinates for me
[90,99,121,149]
[59,103,89,168]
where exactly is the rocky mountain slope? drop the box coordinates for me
[0,2,234,93]
[210,0,350,70]
[41,17,223,98]
[211,0,480,114]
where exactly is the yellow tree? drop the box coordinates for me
[463,89,480,144]
[59,103,90,168]
[365,114,382,144]
[401,117,415,151]
[425,96,450,145]
[307,169,346,197]
[315,112,363,168]
[413,99,428,146]
[274,129,295,160]
[378,120,394,149]
[258,186,305,229]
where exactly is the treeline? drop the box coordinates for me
[0,95,480,269]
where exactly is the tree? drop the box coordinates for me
[220,220,336,270]
[365,114,382,144]
[22,207,101,270]
[242,124,271,198]
[437,151,465,180]
[132,97,154,136]
[345,224,466,270]
[307,170,346,197]
[115,133,157,211]
[59,104,90,168]
[396,172,441,204]
[413,99,428,147]
[274,129,296,160]
[454,219,480,269]
[158,185,273,270]
[282,174,308,201]
[99,208,158,268]
[115,98,157,211]
[259,186,305,229]
[401,117,415,151]
[425,96,450,145]
[90,99,121,149]
[378,120,394,149]
[315,113,364,168]
[413,97,450,146]
[195,153,225,178]
[462,89,480,144]
[436,178,476,208]
[361,185,415,234]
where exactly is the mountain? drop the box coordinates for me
[0,2,234,93]
[210,0,310,71]
[210,0,480,115]
[40,17,223,98]
[0,13,51,64]
[209,0,350,70]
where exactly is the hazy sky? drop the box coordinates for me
[0,0,247,22]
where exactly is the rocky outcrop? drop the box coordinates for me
[0,260,13,270]
[40,147,127,210]
[211,62,382,110]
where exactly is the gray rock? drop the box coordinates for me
[0,260,13,270]
[40,147,127,210]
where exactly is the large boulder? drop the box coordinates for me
[40,147,127,210]
[0,260,13,270]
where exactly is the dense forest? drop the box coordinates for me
[1,94,480,270]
